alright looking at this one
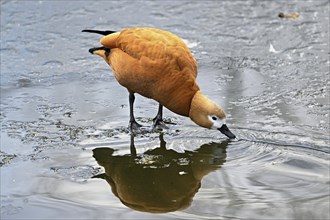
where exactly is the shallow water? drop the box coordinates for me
[1,0,329,219]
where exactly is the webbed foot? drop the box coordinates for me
[152,118,169,130]
[129,120,143,134]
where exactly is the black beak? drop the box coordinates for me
[218,124,236,139]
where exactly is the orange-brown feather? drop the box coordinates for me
[100,32,120,48]
[101,27,199,116]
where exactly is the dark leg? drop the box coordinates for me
[152,104,169,130]
[130,134,137,157]
[129,92,142,132]
[159,132,166,149]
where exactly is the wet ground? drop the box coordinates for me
[1,1,329,219]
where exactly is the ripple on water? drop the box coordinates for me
[187,127,330,219]
[42,60,63,68]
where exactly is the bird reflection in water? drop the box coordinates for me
[92,134,228,213]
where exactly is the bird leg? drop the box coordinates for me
[152,104,169,130]
[129,92,143,132]
[159,132,167,149]
[129,134,137,157]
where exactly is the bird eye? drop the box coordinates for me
[212,116,217,121]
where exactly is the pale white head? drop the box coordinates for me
[189,91,235,139]
[208,115,225,129]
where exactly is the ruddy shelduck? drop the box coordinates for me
[82,27,235,139]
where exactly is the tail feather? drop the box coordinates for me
[82,29,117,36]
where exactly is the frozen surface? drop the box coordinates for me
[1,1,329,219]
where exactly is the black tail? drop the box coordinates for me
[82,29,117,36]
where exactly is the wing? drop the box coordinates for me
[100,27,198,78]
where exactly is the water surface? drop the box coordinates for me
[1,1,329,219]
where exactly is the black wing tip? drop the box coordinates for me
[82,29,117,36]
[88,47,111,56]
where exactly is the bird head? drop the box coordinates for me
[189,91,236,139]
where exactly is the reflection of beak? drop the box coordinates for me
[218,124,236,139]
